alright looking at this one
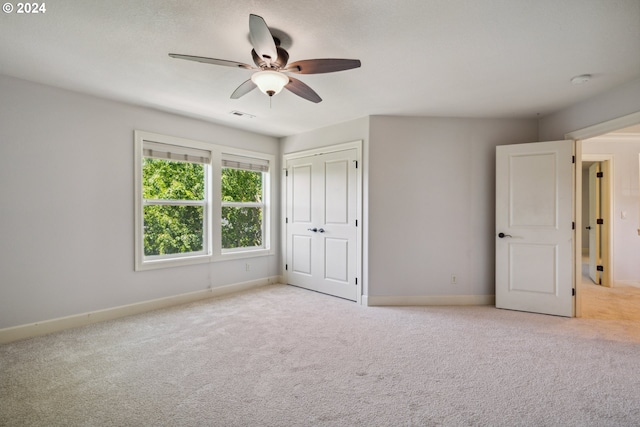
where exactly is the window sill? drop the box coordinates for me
[135,254,213,271]
[213,248,274,262]
[135,249,274,271]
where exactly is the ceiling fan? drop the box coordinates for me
[169,14,361,103]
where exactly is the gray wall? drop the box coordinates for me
[0,75,280,329]
[367,116,538,297]
[281,115,539,299]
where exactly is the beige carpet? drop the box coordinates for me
[580,281,640,320]
[579,260,640,320]
[2,284,640,426]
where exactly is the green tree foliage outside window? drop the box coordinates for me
[221,168,263,249]
[142,158,205,256]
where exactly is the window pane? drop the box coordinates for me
[143,158,204,201]
[144,205,204,256]
[221,207,263,249]
[222,168,262,202]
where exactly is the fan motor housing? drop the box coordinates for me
[252,47,289,69]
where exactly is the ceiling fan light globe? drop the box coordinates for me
[251,70,289,96]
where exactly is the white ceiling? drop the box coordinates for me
[1,0,639,137]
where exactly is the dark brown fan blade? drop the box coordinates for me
[249,14,278,64]
[285,59,361,74]
[230,79,257,99]
[284,77,322,103]
[169,54,254,70]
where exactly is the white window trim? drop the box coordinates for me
[212,149,273,262]
[134,131,274,271]
[134,131,213,271]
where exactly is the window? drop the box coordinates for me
[221,155,269,253]
[134,131,272,271]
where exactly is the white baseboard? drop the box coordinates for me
[0,276,281,345]
[366,294,495,307]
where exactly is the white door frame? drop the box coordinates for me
[566,110,640,317]
[282,140,363,304]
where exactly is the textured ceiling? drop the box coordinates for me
[1,0,639,137]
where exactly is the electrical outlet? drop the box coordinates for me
[451,274,457,285]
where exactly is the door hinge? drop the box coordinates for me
[596,171,603,178]
[572,155,575,164]
[572,288,575,296]
[572,222,575,230]
[355,219,358,227]
[355,160,358,169]
[355,277,358,285]
[285,264,288,271]
[286,217,288,224]
[597,265,604,272]
[285,169,289,177]
[597,218,604,225]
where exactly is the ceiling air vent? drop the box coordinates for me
[230,110,255,119]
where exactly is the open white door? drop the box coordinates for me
[583,156,612,288]
[588,162,601,284]
[599,160,611,288]
[496,140,575,317]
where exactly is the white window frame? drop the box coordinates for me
[220,154,269,255]
[135,131,213,271]
[212,150,273,262]
[135,131,274,271]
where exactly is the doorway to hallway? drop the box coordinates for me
[576,122,640,318]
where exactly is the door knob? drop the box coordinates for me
[307,228,318,232]
[318,228,325,233]
[498,232,512,238]
[586,226,592,230]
